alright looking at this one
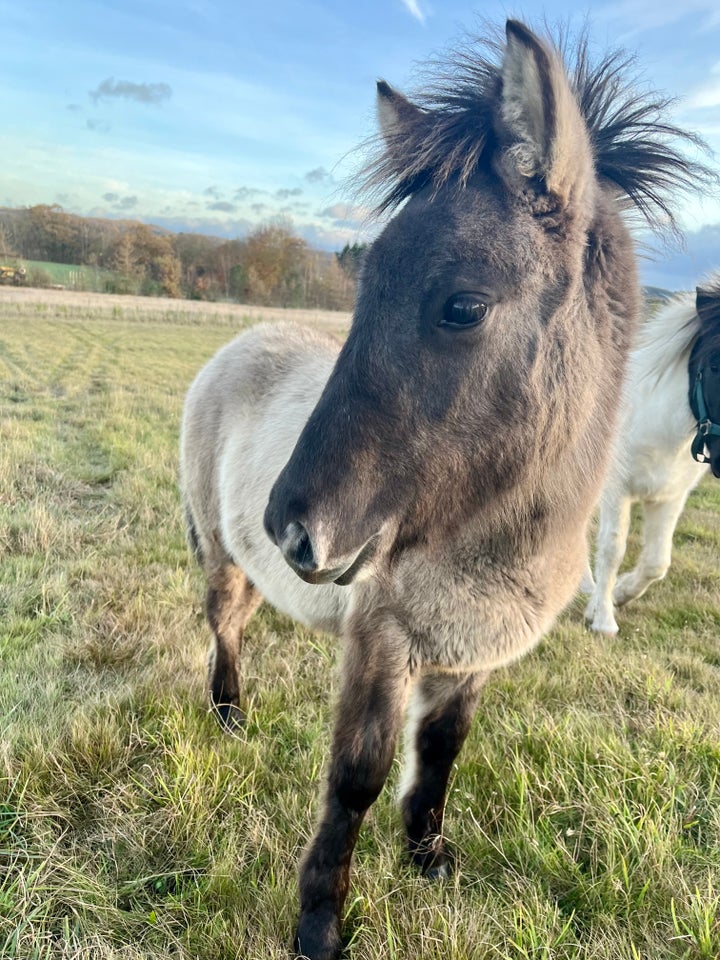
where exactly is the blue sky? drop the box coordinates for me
[2,0,720,286]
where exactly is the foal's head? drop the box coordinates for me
[692,278,720,478]
[264,21,708,584]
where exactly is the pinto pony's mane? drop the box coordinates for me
[697,274,720,316]
[696,272,720,365]
[362,27,712,233]
[631,272,720,390]
[632,294,699,387]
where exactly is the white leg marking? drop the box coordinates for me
[586,494,631,635]
[397,681,428,806]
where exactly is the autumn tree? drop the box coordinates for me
[25,205,82,263]
[107,224,181,298]
[243,222,308,306]
[0,224,14,259]
[173,232,222,298]
[212,240,248,300]
[304,250,354,310]
[336,242,367,283]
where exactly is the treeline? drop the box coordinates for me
[0,205,367,309]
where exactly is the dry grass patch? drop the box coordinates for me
[1,298,720,958]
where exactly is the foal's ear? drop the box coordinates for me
[497,20,593,211]
[376,80,426,148]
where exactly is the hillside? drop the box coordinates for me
[0,205,358,308]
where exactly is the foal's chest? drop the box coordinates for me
[392,547,579,673]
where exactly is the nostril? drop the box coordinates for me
[294,524,314,568]
[281,520,316,572]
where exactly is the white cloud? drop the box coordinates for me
[595,0,720,34]
[89,77,172,105]
[298,220,377,252]
[686,83,720,109]
[685,62,720,110]
[400,0,425,25]
[318,202,369,223]
[640,221,720,290]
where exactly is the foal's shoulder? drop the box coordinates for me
[231,320,341,355]
[189,320,340,413]
[200,321,338,378]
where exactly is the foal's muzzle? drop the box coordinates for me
[264,509,379,586]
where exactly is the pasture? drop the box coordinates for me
[1,292,720,959]
[18,262,115,293]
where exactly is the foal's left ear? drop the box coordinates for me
[376,80,428,156]
[497,20,593,212]
[375,80,438,191]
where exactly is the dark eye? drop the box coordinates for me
[441,293,488,329]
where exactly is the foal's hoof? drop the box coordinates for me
[294,908,343,960]
[409,837,454,880]
[212,701,245,731]
[425,858,452,880]
[584,599,618,635]
[589,615,619,636]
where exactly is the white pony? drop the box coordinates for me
[584,278,720,634]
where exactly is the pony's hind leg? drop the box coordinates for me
[399,671,487,878]
[613,494,688,607]
[205,562,262,729]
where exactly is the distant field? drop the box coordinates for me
[14,259,116,292]
[0,286,351,334]
[1,295,720,959]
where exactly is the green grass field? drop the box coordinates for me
[1,296,720,959]
[15,261,116,292]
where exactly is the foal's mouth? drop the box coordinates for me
[288,534,380,586]
[332,535,380,585]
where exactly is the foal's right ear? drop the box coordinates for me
[376,80,425,148]
[497,20,593,213]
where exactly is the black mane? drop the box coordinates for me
[362,26,714,233]
[696,273,720,359]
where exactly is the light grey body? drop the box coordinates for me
[181,323,348,636]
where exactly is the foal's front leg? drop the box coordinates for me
[399,671,487,878]
[294,614,411,960]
